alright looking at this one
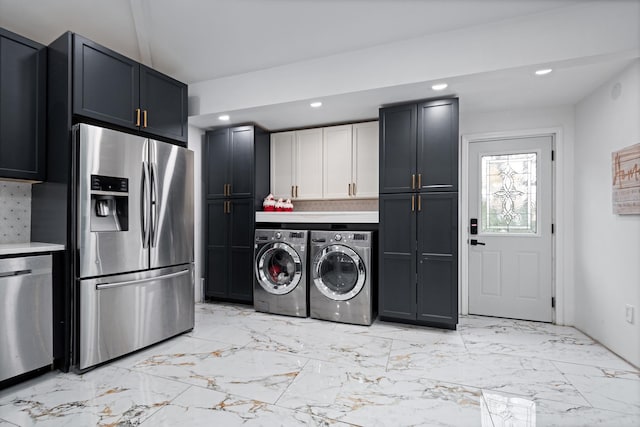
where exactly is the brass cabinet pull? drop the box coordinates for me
[228,183,231,195]
[143,110,148,128]
[291,186,294,198]
[227,200,231,213]
[295,185,299,198]
[135,108,141,126]
[353,182,356,196]
[411,195,415,212]
[223,200,227,213]
[411,174,416,190]
[418,173,422,189]
[418,195,421,211]
[223,184,227,196]
[348,183,352,196]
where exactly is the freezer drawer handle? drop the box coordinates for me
[0,269,32,278]
[95,269,190,290]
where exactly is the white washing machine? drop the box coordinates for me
[253,229,308,317]
[309,230,374,325]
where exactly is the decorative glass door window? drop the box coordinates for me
[481,152,537,234]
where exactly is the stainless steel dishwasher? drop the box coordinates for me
[0,254,53,382]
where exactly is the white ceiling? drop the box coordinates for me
[1,0,638,131]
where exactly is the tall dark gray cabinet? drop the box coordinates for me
[204,125,269,303]
[379,98,459,329]
[0,28,46,181]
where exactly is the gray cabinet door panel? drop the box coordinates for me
[205,129,230,198]
[229,198,254,302]
[0,29,46,181]
[230,127,254,197]
[73,35,139,130]
[379,194,417,320]
[206,200,228,298]
[417,99,459,191]
[140,65,187,144]
[379,104,416,193]
[417,193,458,325]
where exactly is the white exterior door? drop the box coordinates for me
[352,121,379,198]
[323,124,353,198]
[295,128,323,199]
[468,135,553,322]
[270,131,295,199]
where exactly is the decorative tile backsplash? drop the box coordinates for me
[0,181,31,244]
[293,198,378,212]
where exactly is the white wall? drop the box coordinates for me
[460,106,576,326]
[188,125,205,302]
[574,60,640,367]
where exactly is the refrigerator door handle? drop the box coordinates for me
[150,162,159,247]
[95,269,190,290]
[141,161,150,248]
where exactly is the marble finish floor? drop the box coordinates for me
[1,303,638,426]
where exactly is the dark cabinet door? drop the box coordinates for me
[228,198,254,303]
[205,200,229,298]
[0,29,46,181]
[140,65,188,144]
[379,104,417,194]
[229,126,255,198]
[73,35,139,130]
[417,99,459,192]
[416,193,458,325]
[379,194,417,320]
[205,128,230,198]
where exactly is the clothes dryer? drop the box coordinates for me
[309,231,374,325]
[254,229,308,317]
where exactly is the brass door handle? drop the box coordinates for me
[223,184,226,196]
[295,185,299,198]
[418,195,421,211]
[228,183,231,196]
[143,110,148,128]
[227,200,231,213]
[352,182,356,196]
[418,173,422,189]
[411,195,415,212]
[291,186,294,198]
[223,200,227,213]
[135,108,141,127]
[348,183,352,196]
[412,174,416,190]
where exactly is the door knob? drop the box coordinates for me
[470,239,486,246]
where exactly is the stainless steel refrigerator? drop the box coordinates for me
[74,123,194,370]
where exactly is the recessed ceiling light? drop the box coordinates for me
[218,114,230,121]
[431,83,448,91]
[535,68,553,76]
[310,101,322,108]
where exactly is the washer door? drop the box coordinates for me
[256,242,302,295]
[313,245,366,301]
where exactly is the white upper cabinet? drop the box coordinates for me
[351,121,379,198]
[323,124,353,198]
[270,121,378,200]
[295,128,323,199]
[270,131,295,198]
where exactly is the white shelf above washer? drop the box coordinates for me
[255,211,378,224]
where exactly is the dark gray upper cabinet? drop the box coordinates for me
[72,34,187,144]
[205,125,267,200]
[0,28,46,181]
[380,98,458,194]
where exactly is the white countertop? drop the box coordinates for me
[0,242,66,256]
[256,211,378,224]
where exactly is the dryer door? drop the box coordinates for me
[313,245,366,301]
[255,243,303,295]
